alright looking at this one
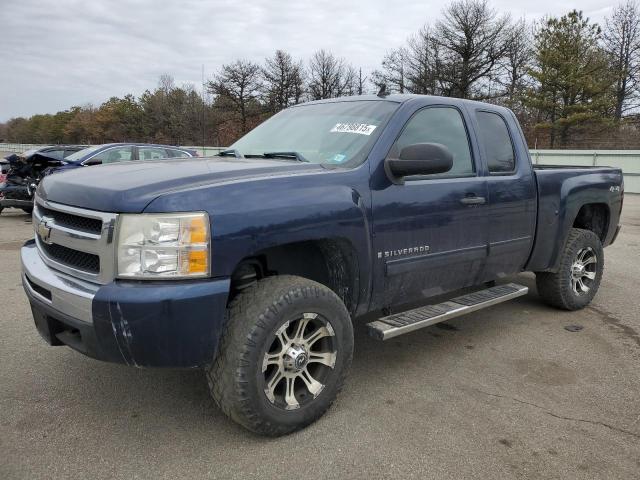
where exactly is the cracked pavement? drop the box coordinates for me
[1,196,640,479]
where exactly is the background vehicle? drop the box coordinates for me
[52,143,198,172]
[1,144,197,214]
[0,146,86,214]
[21,95,623,436]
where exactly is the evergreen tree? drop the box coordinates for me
[525,11,615,147]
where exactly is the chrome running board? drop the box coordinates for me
[366,283,529,340]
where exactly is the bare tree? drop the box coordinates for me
[404,26,441,94]
[604,0,640,120]
[372,28,441,96]
[307,50,355,99]
[499,19,533,106]
[158,74,175,93]
[341,64,359,96]
[262,50,305,113]
[433,0,511,99]
[372,47,408,93]
[208,59,262,133]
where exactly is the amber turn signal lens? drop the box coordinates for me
[189,216,207,243]
[187,250,208,274]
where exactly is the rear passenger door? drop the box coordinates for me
[470,109,536,281]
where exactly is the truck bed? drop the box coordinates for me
[525,165,624,272]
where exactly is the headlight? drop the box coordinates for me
[116,212,210,279]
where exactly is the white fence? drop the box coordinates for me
[2,144,639,193]
[531,150,640,193]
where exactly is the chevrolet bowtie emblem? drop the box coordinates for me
[37,216,54,245]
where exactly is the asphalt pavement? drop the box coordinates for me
[1,197,639,479]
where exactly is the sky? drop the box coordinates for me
[0,0,617,121]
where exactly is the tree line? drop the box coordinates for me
[3,0,640,149]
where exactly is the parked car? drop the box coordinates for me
[0,146,86,214]
[50,143,198,172]
[21,95,623,436]
[1,144,197,214]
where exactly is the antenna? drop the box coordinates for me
[377,84,388,97]
[202,64,205,155]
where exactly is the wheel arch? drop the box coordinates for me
[228,237,361,316]
[572,202,610,243]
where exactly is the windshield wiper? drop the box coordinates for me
[263,151,309,163]
[217,149,244,158]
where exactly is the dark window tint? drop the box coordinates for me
[393,107,474,176]
[476,112,515,173]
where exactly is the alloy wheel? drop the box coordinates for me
[262,312,337,410]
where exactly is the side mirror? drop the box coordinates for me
[83,159,102,166]
[386,143,453,179]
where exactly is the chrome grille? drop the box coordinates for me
[33,197,118,284]
[39,242,100,274]
[37,205,102,234]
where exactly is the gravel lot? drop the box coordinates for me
[1,197,639,480]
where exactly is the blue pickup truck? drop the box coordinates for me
[21,94,623,435]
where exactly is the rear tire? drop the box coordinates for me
[206,275,353,436]
[22,207,33,214]
[536,228,604,311]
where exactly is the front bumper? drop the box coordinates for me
[21,240,231,367]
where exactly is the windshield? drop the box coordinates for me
[230,100,398,167]
[64,145,102,162]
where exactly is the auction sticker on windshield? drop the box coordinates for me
[330,123,377,135]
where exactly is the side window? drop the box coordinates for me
[91,147,133,164]
[139,147,171,160]
[169,149,191,158]
[392,107,474,177]
[476,111,515,173]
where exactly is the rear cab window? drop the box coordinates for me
[475,111,516,174]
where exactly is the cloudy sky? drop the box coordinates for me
[0,0,616,121]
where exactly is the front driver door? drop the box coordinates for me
[371,105,489,308]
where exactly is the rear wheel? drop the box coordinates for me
[536,228,604,310]
[206,275,353,436]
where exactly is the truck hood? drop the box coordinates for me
[37,158,325,212]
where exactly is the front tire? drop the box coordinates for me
[536,228,604,310]
[206,275,354,436]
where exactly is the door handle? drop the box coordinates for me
[460,196,486,205]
